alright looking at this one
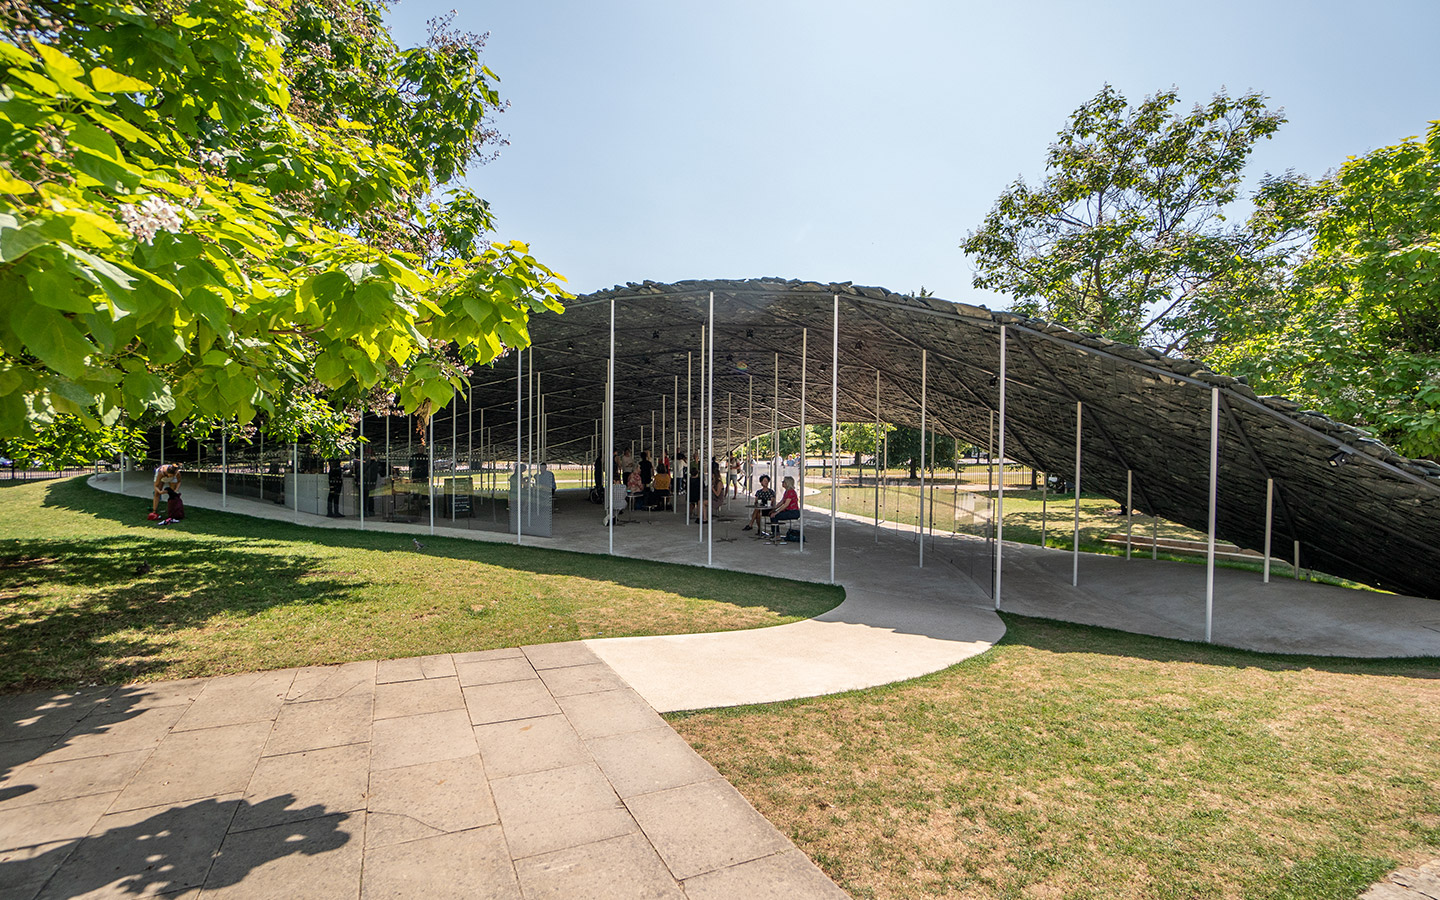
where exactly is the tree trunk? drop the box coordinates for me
[908,457,918,481]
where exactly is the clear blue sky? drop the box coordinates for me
[385,0,1439,310]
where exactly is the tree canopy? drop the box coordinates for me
[962,85,1286,351]
[1206,121,1440,459]
[0,0,567,463]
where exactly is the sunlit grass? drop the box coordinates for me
[671,615,1440,900]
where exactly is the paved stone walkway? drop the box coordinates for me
[1,644,845,899]
[1362,860,1440,899]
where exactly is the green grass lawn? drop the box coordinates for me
[670,615,1440,900]
[0,477,841,691]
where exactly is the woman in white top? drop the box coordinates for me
[151,463,180,515]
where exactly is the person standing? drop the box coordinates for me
[726,453,741,498]
[326,459,345,517]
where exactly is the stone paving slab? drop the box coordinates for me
[0,645,845,899]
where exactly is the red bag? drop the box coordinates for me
[166,491,185,520]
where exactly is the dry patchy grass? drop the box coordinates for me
[670,615,1440,900]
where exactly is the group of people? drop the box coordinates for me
[596,448,674,524]
[591,445,800,533]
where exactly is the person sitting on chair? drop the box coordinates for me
[772,476,801,530]
[603,473,627,525]
[652,463,672,509]
[742,475,775,532]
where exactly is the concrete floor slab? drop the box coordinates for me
[364,755,496,849]
[0,637,847,897]
[462,679,560,726]
[114,722,271,812]
[455,656,537,688]
[361,825,519,900]
[473,714,589,779]
[489,762,622,827]
[626,778,794,881]
[584,727,721,800]
[202,811,363,899]
[512,832,686,900]
[372,676,464,720]
[263,692,373,757]
[236,744,370,832]
[681,848,851,900]
[369,709,475,771]
[37,794,238,900]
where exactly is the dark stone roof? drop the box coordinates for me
[444,278,1440,600]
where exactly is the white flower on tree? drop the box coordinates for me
[119,196,183,244]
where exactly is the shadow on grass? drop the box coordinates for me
[0,532,353,691]
[996,612,1440,679]
[44,477,843,622]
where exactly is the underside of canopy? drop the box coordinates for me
[431,278,1440,600]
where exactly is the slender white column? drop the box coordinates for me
[1072,401,1082,587]
[359,411,365,530]
[452,386,458,525]
[428,414,435,536]
[607,298,615,555]
[221,422,227,509]
[516,345,523,545]
[919,348,927,569]
[1125,470,1133,558]
[686,352,692,527]
[1205,385,1219,643]
[1041,472,1047,547]
[160,422,165,468]
[1294,540,1301,580]
[706,291,715,565]
[674,375,680,516]
[772,352,779,489]
[694,324,699,541]
[292,442,299,523]
[1263,477,1274,583]
[829,296,839,583]
[799,327,807,549]
[994,325,1006,610]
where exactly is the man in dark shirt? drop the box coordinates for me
[742,475,776,532]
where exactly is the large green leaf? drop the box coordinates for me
[10,302,96,379]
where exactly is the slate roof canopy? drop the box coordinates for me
[448,278,1440,600]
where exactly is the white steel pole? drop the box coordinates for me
[292,442,298,523]
[516,346,523,545]
[694,328,699,544]
[1206,386,1219,643]
[874,370,880,541]
[994,325,1006,610]
[706,291,714,565]
[674,375,679,516]
[452,386,458,525]
[772,352,779,488]
[829,297,839,582]
[799,327,807,549]
[428,414,435,536]
[1072,401,1082,587]
[686,352,692,527]
[1125,470,1133,559]
[221,422,227,509]
[919,348,927,569]
[608,298,615,555]
[359,412,364,530]
[160,422,164,468]
[1263,477,1274,584]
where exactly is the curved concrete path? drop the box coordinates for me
[86,474,1009,712]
